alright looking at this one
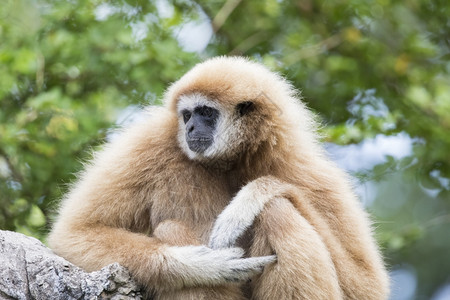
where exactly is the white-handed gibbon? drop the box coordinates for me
[49,57,390,299]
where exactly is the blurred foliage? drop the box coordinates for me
[0,0,449,299]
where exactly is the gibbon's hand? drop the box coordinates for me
[209,180,274,250]
[166,245,276,286]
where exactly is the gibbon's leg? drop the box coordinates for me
[153,220,246,300]
[249,197,342,300]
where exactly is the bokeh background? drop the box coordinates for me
[0,0,449,299]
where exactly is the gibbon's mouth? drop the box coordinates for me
[187,137,213,153]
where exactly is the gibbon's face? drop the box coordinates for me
[177,93,256,162]
[182,103,219,153]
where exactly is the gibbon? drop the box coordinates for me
[49,56,390,299]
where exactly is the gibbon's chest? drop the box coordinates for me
[149,163,233,241]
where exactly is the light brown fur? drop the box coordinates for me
[49,57,389,299]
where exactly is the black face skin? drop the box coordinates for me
[182,105,219,153]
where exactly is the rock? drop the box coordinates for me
[0,230,143,299]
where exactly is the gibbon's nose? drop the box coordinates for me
[187,122,195,134]
[185,116,195,133]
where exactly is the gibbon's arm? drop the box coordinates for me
[209,176,290,249]
[49,144,275,292]
[209,176,344,299]
[209,175,389,299]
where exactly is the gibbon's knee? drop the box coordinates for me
[153,220,201,246]
[250,197,343,300]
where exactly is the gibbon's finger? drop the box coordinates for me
[165,246,275,287]
[230,255,277,273]
[166,245,247,286]
[216,255,278,284]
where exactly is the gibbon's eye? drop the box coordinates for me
[182,110,192,124]
[199,106,214,118]
[236,101,255,117]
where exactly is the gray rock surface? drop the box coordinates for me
[0,230,143,300]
